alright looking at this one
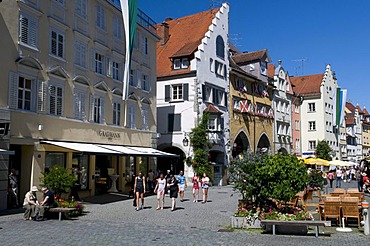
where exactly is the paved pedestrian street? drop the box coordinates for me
[1,184,369,245]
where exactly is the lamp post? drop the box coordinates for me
[183,132,190,147]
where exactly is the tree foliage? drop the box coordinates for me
[229,153,309,208]
[315,140,332,160]
[189,113,212,178]
[40,165,77,196]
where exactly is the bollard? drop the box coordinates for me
[362,201,369,236]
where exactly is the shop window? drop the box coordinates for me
[72,153,89,190]
[45,152,66,172]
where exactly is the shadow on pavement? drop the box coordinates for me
[83,193,132,205]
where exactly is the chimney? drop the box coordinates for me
[159,20,170,45]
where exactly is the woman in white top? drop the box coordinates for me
[201,173,210,204]
[154,173,166,210]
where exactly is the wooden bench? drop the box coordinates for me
[48,207,77,221]
[261,220,331,237]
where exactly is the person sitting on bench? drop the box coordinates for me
[38,187,56,220]
[23,186,39,220]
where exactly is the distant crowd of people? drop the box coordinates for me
[133,170,210,212]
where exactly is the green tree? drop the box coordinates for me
[189,113,212,178]
[316,140,332,160]
[229,153,309,208]
[40,165,77,197]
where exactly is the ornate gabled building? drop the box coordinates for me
[290,65,340,160]
[156,3,230,185]
[229,49,274,156]
[344,102,363,162]
[270,61,293,154]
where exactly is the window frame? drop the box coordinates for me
[19,12,38,49]
[49,81,64,116]
[50,29,65,59]
[308,103,316,112]
[17,76,33,111]
[112,100,121,126]
[308,121,316,131]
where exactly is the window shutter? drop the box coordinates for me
[224,92,227,107]
[202,84,206,101]
[8,72,18,109]
[174,114,181,131]
[100,97,105,124]
[183,83,189,101]
[74,91,80,119]
[164,85,170,102]
[89,93,95,122]
[37,80,47,112]
[49,85,56,114]
[81,93,86,121]
[168,114,174,132]
[90,49,95,71]
[106,58,111,77]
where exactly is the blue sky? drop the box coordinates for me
[139,0,370,109]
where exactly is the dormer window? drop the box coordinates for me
[173,58,189,70]
[260,62,267,75]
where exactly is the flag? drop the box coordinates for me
[120,0,138,100]
[335,88,347,126]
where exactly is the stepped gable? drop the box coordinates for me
[356,104,364,114]
[290,73,324,96]
[363,107,370,116]
[156,8,219,77]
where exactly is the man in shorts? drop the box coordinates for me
[177,170,187,202]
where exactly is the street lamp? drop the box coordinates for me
[183,132,190,146]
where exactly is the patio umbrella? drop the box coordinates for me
[303,158,330,166]
[328,160,356,167]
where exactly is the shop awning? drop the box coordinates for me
[0,148,15,155]
[41,141,178,157]
[41,141,122,154]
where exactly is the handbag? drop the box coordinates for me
[133,198,136,207]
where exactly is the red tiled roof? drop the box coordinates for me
[363,107,370,116]
[156,8,218,78]
[346,116,355,125]
[356,105,364,114]
[346,102,356,113]
[232,49,267,65]
[290,74,324,96]
[267,64,275,78]
[204,104,223,114]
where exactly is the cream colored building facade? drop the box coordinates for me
[0,0,160,209]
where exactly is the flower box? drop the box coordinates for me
[231,216,262,229]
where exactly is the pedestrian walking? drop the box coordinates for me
[168,175,179,211]
[328,171,334,188]
[356,170,363,192]
[134,172,146,211]
[8,169,19,208]
[154,173,166,210]
[192,173,200,203]
[201,173,210,203]
[335,167,342,188]
[177,170,187,202]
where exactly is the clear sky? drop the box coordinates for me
[138,0,370,109]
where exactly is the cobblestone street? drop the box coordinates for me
[1,183,369,245]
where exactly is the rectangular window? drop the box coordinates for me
[113,15,122,39]
[75,0,87,19]
[129,69,136,86]
[308,103,316,112]
[294,104,299,113]
[182,58,189,69]
[308,121,316,131]
[141,107,149,130]
[142,36,148,55]
[93,97,104,123]
[49,84,63,116]
[309,140,316,150]
[112,62,120,80]
[96,4,106,30]
[95,52,104,74]
[127,104,136,129]
[113,102,121,126]
[51,30,64,58]
[295,120,300,131]
[17,77,32,111]
[172,85,183,101]
[261,62,267,75]
[168,114,181,132]
[75,40,87,68]
[173,59,181,70]
[295,139,300,151]
[141,74,150,91]
[45,152,66,171]
[19,13,38,48]
[72,153,89,190]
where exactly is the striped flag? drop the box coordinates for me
[120,0,138,100]
[335,88,347,126]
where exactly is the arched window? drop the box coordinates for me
[216,35,225,59]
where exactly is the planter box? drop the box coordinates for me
[231,216,262,229]
[265,224,308,235]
